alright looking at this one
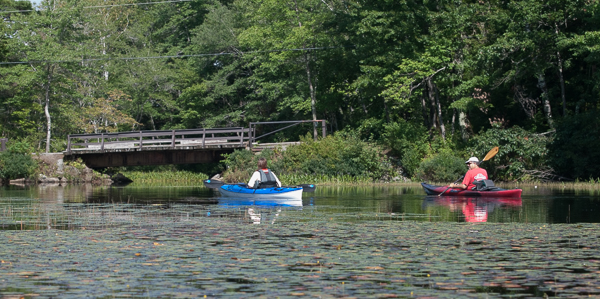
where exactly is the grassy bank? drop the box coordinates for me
[116,168,600,189]
[118,170,375,185]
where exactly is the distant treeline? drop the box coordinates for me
[0,0,599,181]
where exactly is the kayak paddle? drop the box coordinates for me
[437,146,499,196]
[295,184,316,192]
[203,179,228,189]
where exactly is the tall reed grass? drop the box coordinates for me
[120,170,208,183]
[278,173,373,185]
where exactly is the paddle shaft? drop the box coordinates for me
[437,176,465,197]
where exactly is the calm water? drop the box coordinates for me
[2,183,600,298]
[1,183,599,229]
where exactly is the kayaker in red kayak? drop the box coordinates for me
[448,157,488,190]
[248,157,282,188]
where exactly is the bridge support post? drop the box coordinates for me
[171,130,176,148]
[240,127,244,146]
[100,133,105,151]
[139,131,143,149]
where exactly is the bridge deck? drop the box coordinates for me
[64,121,325,168]
[65,127,250,154]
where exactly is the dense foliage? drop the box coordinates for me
[414,150,466,183]
[222,133,395,183]
[466,125,550,181]
[0,0,598,180]
[549,112,600,180]
[0,142,37,180]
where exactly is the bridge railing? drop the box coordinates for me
[66,127,252,153]
[0,138,6,152]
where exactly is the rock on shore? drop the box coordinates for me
[17,153,115,185]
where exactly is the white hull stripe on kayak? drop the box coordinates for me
[218,188,303,200]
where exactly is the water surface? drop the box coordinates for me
[1,183,600,298]
[1,183,599,229]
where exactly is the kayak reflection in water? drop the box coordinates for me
[247,208,261,224]
[248,158,282,188]
[462,199,488,222]
[246,208,282,224]
[423,197,522,223]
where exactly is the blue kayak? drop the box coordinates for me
[218,184,303,200]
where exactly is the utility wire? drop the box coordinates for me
[0,46,350,65]
[0,0,194,14]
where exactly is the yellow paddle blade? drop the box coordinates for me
[482,146,499,162]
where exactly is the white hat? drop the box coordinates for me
[465,157,479,164]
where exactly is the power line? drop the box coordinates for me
[0,0,195,14]
[0,46,350,65]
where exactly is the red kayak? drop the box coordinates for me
[421,182,522,198]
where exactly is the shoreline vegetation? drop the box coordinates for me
[4,132,600,187]
[0,0,599,189]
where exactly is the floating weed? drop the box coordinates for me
[1,185,600,297]
[7,221,595,298]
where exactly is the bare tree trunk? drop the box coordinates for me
[44,65,54,153]
[102,36,109,81]
[537,73,554,129]
[305,52,318,140]
[332,111,338,132]
[555,23,566,116]
[459,111,468,140]
[150,113,156,131]
[426,78,437,135]
[421,90,429,129]
[431,80,445,140]
[383,99,390,123]
[293,0,318,140]
[556,51,566,116]
[451,109,456,136]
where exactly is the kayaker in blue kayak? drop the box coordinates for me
[448,157,488,190]
[248,158,282,188]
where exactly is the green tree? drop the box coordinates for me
[549,112,600,180]
[182,1,252,128]
[75,90,139,133]
[467,124,550,181]
[239,0,334,139]
[0,141,37,180]
[7,0,91,152]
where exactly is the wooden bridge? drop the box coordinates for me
[65,120,326,168]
